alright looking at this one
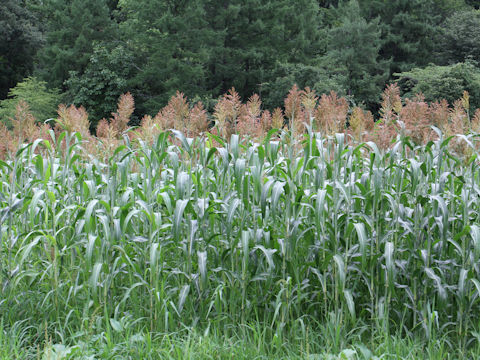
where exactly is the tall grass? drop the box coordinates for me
[1,122,480,358]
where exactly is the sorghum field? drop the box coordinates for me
[1,86,480,359]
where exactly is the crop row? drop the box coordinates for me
[1,128,480,351]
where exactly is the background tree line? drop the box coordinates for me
[2,0,480,128]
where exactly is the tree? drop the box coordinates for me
[204,0,323,107]
[118,0,215,115]
[261,61,346,110]
[440,10,480,64]
[465,0,480,9]
[396,61,480,110]
[358,0,463,74]
[35,0,116,90]
[324,0,389,109]
[0,77,60,127]
[317,0,339,8]
[119,0,324,114]
[0,0,42,99]
[64,44,136,125]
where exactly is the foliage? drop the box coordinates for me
[0,0,42,99]
[0,0,475,119]
[439,9,480,64]
[395,61,480,111]
[118,0,324,114]
[0,77,60,127]
[324,0,390,109]
[64,44,136,125]
[35,0,116,90]
[118,0,215,115]
[465,0,480,9]
[203,0,323,107]
[1,0,478,120]
[260,61,346,110]
[0,322,471,359]
[358,0,462,74]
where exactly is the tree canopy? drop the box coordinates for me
[1,0,479,125]
[0,76,60,127]
[0,0,42,99]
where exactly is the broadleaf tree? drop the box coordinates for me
[64,44,137,125]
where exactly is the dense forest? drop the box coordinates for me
[2,0,480,127]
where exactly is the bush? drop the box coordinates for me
[395,61,480,111]
[0,77,60,127]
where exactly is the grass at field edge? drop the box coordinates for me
[1,322,478,359]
